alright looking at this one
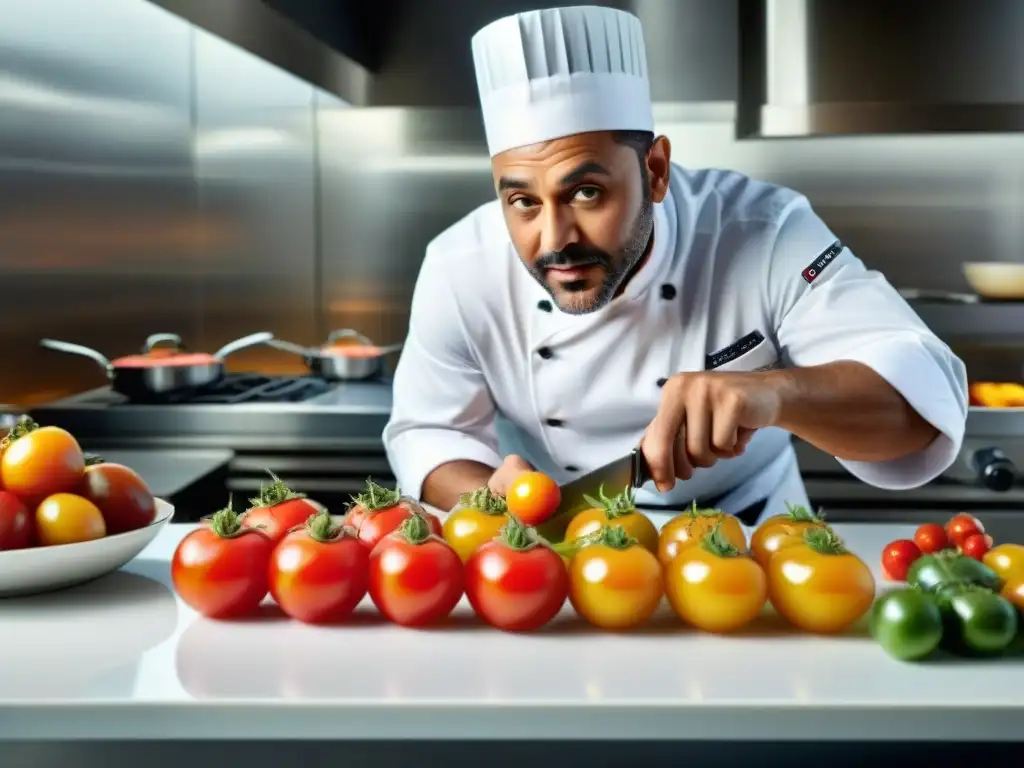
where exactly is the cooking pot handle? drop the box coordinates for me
[39,339,114,371]
[143,333,184,353]
[327,328,374,346]
[214,331,274,359]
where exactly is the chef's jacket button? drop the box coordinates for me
[537,299,553,312]
[656,377,668,387]
[537,346,554,359]
[545,418,565,427]
[565,465,579,472]
[660,284,677,300]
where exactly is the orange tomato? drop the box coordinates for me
[506,471,560,526]
[565,486,658,554]
[568,524,662,630]
[442,487,509,562]
[1000,580,1024,613]
[658,502,746,566]
[0,418,85,502]
[750,503,826,568]
[983,543,1024,584]
[664,524,767,632]
[35,493,106,546]
[767,526,875,634]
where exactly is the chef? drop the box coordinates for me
[383,5,968,527]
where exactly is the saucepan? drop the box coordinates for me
[39,331,274,398]
[962,262,1024,300]
[267,329,403,381]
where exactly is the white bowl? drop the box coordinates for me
[0,498,174,598]
[962,262,1024,300]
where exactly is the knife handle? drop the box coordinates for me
[631,448,653,487]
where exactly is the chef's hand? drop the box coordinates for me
[487,454,534,496]
[642,371,783,492]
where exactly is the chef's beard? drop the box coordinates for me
[527,194,655,315]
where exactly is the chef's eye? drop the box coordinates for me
[509,196,537,210]
[572,186,601,203]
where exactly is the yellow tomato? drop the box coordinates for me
[1001,580,1024,613]
[568,524,663,630]
[658,504,746,566]
[983,543,1024,584]
[750,503,826,568]
[767,526,875,633]
[565,487,658,554]
[664,527,767,633]
[442,487,509,562]
[36,493,106,546]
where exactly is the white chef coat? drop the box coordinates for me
[383,163,969,526]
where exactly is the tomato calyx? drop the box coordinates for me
[582,485,637,520]
[587,524,637,550]
[498,514,545,551]
[0,415,40,449]
[681,499,725,521]
[396,511,435,545]
[302,509,353,542]
[699,521,742,558]
[352,477,402,513]
[205,497,263,540]
[784,501,825,525]
[458,487,508,516]
[250,469,307,508]
[803,525,848,555]
[83,452,105,466]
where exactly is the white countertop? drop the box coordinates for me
[1,517,1022,742]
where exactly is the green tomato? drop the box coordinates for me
[869,589,944,661]
[907,552,1001,592]
[937,586,1018,656]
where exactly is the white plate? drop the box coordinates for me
[0,498,174,598]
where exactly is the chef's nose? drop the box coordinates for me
[539,206,580,255]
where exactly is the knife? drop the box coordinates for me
[536,447,652,541]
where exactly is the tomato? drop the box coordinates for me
[368,511,464,626]
[869,588,944,661]
[767,526,875,633]
[347,478,440,550]
[657,502,746,566]
[77,462,156,535]
[1000,579,1024,613]
[0,490,32,550]
[880,539,921,582]
[442,487,509,562]
[961,532,992,561]
[171,500,274,619]
[936,585,1017,657]
[749,503,824,569]
[663,523,766,633]
[983,543,1024,584]
[0,417,85,502]
[945,513,984,549]
[465,514,568,631]
[268,510,369,624]
[242,470,324,544]
[913,523,949,554]
[568,524,662,630]
[565,486,659,555]
[506,471,560,526]
[35,493,106,546]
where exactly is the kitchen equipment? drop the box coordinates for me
[268,329,403,381]
[39,332,274,398]
[0,498,174,597]
[962,262,1024,300]
[898,288,979,304]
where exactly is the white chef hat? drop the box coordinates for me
[471,6,654,157]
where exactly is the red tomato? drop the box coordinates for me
[368,512,464,626]
[465,515,568,631]
[506,471,561,526]
[946,514,985,549]
[347,478,440,550]
[0,417,85,503]
[171,500,274,619]
[78,462,157,535]
[961,532,993,561]
[913,523,948,554]
[242,471,324,544]
[880,539,921,582]
[268,511,369,624]
[0,490,32,550]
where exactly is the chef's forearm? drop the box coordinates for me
[421,460,495,511]
[769,361,939,462]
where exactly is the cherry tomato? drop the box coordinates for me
[346,478,440,549]
[749,503,824,568]
[983,543,1024,584]
[568,524,662,630]
[442,487,508,562]
[565,486,658,555]
[913,523,949,554]
[506,471,560,526]
[767,526,875,634]
[0,417,85,503]
[1001,579,1024,613]
[465,515,568,631]
[664,524,766,633]
[368,511,464,626]
[880,538,922,582]
[961,532,993,561]
[242,471,324,544]
[946,514,984,549]
[658,502,746,566]
[35,493,106,546]
[0,490,32,550]
[78,462,156,535]
[268,511,369,624]
[171,500,274,619]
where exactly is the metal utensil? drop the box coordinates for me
[267,329,403,381]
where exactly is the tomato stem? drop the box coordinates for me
[459,487,508,516]
[803,525,847,555]
[352,477,402,512]
[305,509,347,542]
[0,415,39,449]
[206,497,256,539]
[785,501,825,524]
[582,485,637,520]
[83,453,105,466]
[249,469,307,508]
[397,511,432,544]
[684,499,725,520]
[499,514,543,550]
[699,521,741,558]
[595,524,637,550]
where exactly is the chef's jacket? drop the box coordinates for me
[383,164,968,523]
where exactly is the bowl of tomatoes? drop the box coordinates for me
[0,415,173,598]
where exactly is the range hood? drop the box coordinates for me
[738,0,1024,138]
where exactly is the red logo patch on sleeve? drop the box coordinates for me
[801,240,845,284]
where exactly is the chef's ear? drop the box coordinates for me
[646,136,671,204]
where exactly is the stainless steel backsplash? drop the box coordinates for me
[3,0,1024,405]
